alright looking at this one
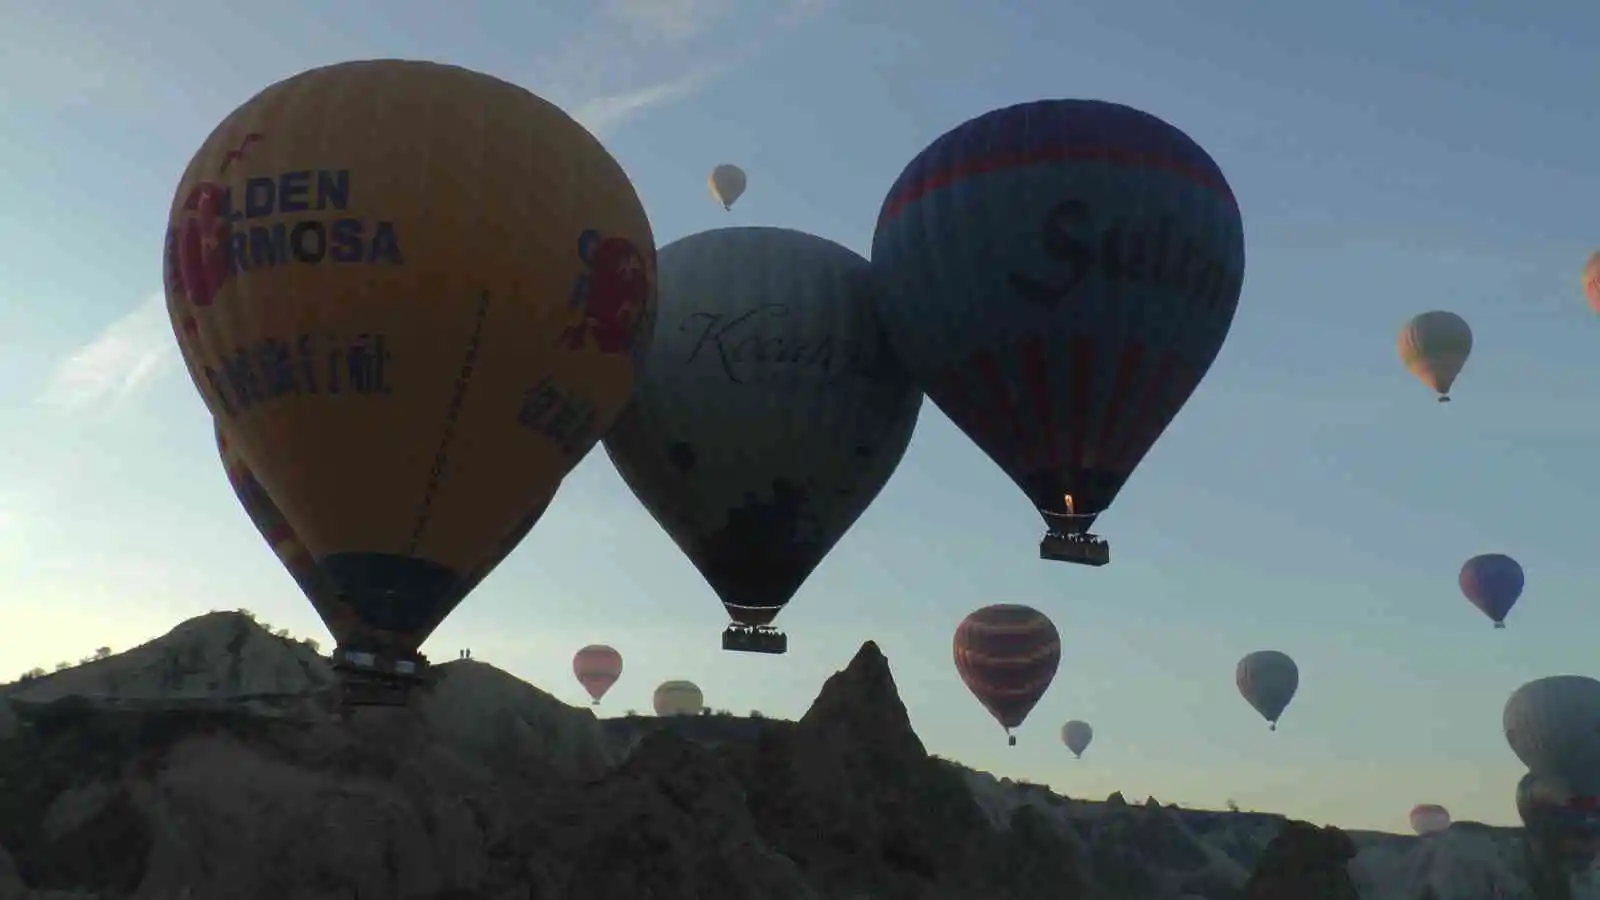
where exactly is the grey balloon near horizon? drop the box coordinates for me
[1237,650,1298,731]
[603,226,923,635]
[1061,720,1093,758]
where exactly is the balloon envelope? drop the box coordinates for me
[653,680,704,716]
[1061,719,1093,758]
[1458,553,1523,626]
[1236,650,1298,729]
[1409,804,1450,835]
[709,164,747,210]
[1398,311,1471,400]
[603,226,921,628]
[870,100,1245,536]
[215,422,340,620]
[166,60,655,658]
[953,604,1062,735]
[1505,676,1600,795]
[573,644,623,703]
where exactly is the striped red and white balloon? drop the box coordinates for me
[1409,804,1450,836]
[953,603,1061,746]
[573,644,623,705]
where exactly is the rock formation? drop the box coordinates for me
[0,612,1592,899]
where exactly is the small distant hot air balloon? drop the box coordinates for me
[1459,553,1524,628]
[165,60,656,705]
[1584,252,1600,314]
[603,227,921,655]
[1398,311,1472,402]
[871,100,1246,565]
[953,604,1062,746]
[653,680,704,716]
[709,164,747,210]
[1061,720,1093,759]
[1237,650,1298,731]
[1409,804,1450,836]
[1505,676,1600,796]
[573,644,623,705]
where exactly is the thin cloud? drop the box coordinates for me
[36,293,176,413]
[545,0,836,137]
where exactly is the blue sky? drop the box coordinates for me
[2,0,1597,832]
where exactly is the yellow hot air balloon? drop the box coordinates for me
[708,164,747,210]
[1398,311,1472,403]
[165,60,656,702]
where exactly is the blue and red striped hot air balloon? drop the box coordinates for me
[871,100,1245,566]
[953,604,1062,746]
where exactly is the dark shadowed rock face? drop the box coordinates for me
[1241,820,1359,900]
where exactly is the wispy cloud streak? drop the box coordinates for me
[36,293,175,413]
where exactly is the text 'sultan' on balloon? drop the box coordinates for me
[1398,311,1472,402]
[708,164,747,211]
[215,421,342,626]
[573,644,623,705]
[653,680,704,716]
[164,60,656,659]
[870,100,1245,551]
[953,604,1061,746]
[603,227,921,641]
[1459,552,1523,628]
[1505,676,1600,796]
[1236,650,1298,731]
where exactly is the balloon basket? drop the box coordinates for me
[1438,396,1451,403]
[722,625,787,655]
[1007,735,1017,747]
[1494,621,1507,629]
[331,646,428,708]
[1039,532,1110,567]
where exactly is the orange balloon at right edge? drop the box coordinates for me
[167,60,656,663]
[1584,251,1600,314]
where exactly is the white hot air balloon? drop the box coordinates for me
[1409,804,1451,836]
[653,680,705,717]
[1398,311,1472,402]
[708,164,747,211]
[1504,675,1600,795]
[1061,720,1093,759]
[1237,650,1298,731]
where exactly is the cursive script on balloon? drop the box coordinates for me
[681,304,874,385]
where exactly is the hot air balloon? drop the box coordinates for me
[573,644,623,705]
[603,227,922,655]
[953,604,1062,746]
[709,164,747,211]
[1505,676,1600,795]
[1518,771,1600,873]
[1237,650,1298,731]
[1584,252,1600,315]
[165,60,655,706]
[1409,804,1450,836]
[215,422,341,621]
[1061,719,1093,759]
[870,100,1246,566]
[653,680,704,716]
[1459,553,1524,628]
[1398,311,1472,402]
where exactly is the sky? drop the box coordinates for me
[2,0,1598,834]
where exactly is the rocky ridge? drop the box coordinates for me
[0,611,1590,899]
